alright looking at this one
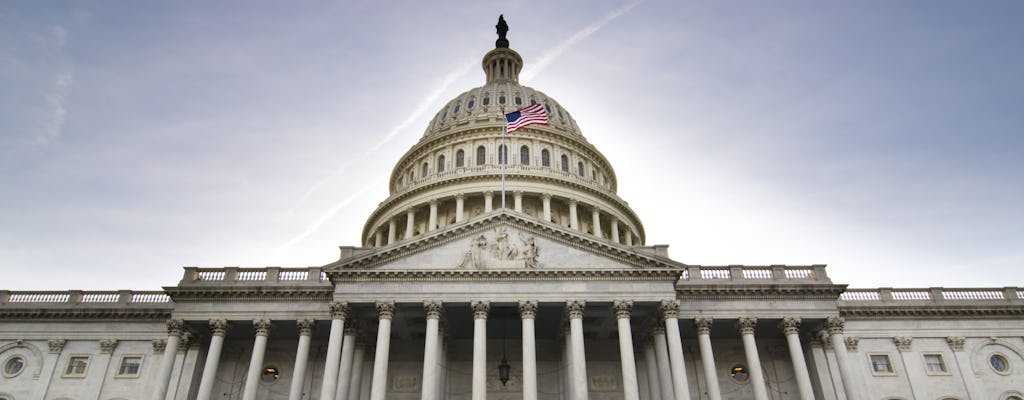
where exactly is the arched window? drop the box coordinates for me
[577,162,585,177]
[422,162,429,177]
[453,103,461,114]
[514,96,522,105]
[498,145,508,165]
[437,155,446,173]
[560,155,569,172]
[456,150,465,167]
[476,146,486,166]
[541,149,550,167]
[520,146,530,165]
[467,99,475,109]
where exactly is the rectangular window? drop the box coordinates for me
[923,354,948,375]
[117,356,143,377]
[64,356,90,377]
[869,354,894,375]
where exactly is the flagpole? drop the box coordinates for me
[500,110,507,210]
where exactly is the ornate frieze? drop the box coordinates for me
[424,301,443,320]
[297,319,315,336]
[210,319,230,336]
[471,300,490,320]
[779,317,801,335]
[99,339,118,354]
[48,339,66,354]
[519,300,537,320]
[376,301,396,320]
[694,317,713,335]
[613,300,633,319]
[330,301,351,320]
[736,317,757,335]
[566,300,586,319]
[893,336,913,352]
[946,336,966,352]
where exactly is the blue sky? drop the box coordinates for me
[2,1,1022,290]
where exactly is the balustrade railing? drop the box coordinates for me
[0,290,170,305]
[839,287,1023,304]
[181,266,329,285]
[681,265,827,283]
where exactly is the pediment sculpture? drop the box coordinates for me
[458,227,540,269]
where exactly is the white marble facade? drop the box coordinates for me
[3,17,1024,400]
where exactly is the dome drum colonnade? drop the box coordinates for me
[150,299,855,400]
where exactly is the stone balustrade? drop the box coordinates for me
[839,287,1024,304]
[679,264,829,283]
[0,290,171,306]
[179,266,330,286]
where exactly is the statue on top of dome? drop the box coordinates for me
[496,15,510,48]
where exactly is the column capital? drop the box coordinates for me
[613,300,633,319]
[779,317,801,335]
[484,190,493,197]
[406,207,415,215]
[99,339,119,354]
[472,300,490,319]
[815,330,832,349]
[736,317,757,335]
[659,299,680,319]
[946,336,966,352]
[210,319,230,337]
[297,318,315,336]
[166,319,185,336]
[519,300,538,320]
[254,319,272,337]
[48,339,66,354]
[694,317,713,335]
[541,193,551,200]
[566,300,586,319]
[513,190,523,196]
[152,339,167,354]
[429,199,439,206]
[893,336,913,352]
[179,331,196,351]
[455,193,465,200]
[376,301,396,320]
[569,199,578,206]
[825,316,845,334]
[844,336,860,352]
[330,301,351,320]
[424,300,443,320]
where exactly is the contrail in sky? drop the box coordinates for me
[520,1,640,83]
[274,187,370,257]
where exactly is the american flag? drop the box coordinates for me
[505,104,548,133]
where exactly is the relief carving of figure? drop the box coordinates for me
[491,227,519,260]
[459,234,489,269]
[520,235,539,268]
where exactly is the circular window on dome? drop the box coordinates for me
[483,97,490,106]
[261,366,280,383]
[514,96,522,105]
[467,99,475,109]
[729,364,749,383]
[990,353,1011,374]
[3,355,26,378]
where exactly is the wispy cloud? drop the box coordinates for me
[35,26,73,144]
[274,187,370,258]
[520,1,640,83]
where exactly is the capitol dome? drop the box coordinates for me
[362,16,645,248]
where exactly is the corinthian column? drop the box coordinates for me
[196,319,230,400]
[421,301,443,400]
[541,193,551,222]
[660,300,690,400]
[736,318,768,400]
[455,194,466,222]
[242,319,272,400]
[826,316,859,400]
[288,319,314,400]
[779,318,813,400]
[369,301,396,400]
[406,208,415,239]
[428,200,438,231]
[153,319,184,400]
[567,300,589,400]
[320,301,350,400]
[569,200,579,230]
[335,322,358,400]
[651,324,673,400]
[471,301,489,400]
[614,300,640,400]
[694,318,720,400]
[520,301,539,400]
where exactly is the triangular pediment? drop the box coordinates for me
[323,211,684,273]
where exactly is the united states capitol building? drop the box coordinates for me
[2,17,1022,400]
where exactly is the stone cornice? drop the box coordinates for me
[0,308,171,322]
[839,304,1024,319]
[332,268,681,283]
[676,284,848,300]
[163,286,333,302]
[336,212,677,272]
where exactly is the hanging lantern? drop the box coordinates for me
[498,356,511,386]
